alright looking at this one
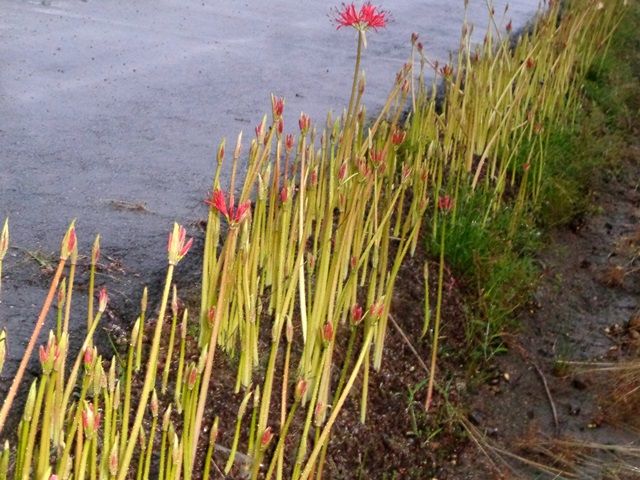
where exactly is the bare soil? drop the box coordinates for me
[444,147,640,477]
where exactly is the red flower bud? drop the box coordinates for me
[338,162,348,182]
[322,322,334,343]
[351,304,364,325]
[207,306,217,327]
[280,186,289,203]
[298,113,311,134]
[438,195,453,212]
[285,134,295,152]
[392,128,406,146]
[295,379,308,401]
[260,427,274,449]
[98,287,108,313]
[271,95,285,120]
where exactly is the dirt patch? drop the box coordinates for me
[445,150,640,476]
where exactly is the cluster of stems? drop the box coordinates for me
[0,1,627,479]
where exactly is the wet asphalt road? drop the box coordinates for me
[0,0,538,370]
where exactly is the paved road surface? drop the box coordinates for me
[0,0,538,368]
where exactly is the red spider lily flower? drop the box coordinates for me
[333,2,389,32]
[438,195,453,212]
[299,112,311,134]
[440,64,453,78]
[167,223,194,265]
[207,189,228,218]
[285,133,295,152]
[260,427,274,449]
[98,287,108,313]
[271,94,285,120]
[370,148,386,169]
[206,190,251,226]
[234,201,251,224]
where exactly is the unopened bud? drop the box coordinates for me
[217,139,226,164]
[171,433,181,464]
[98,287,108,313]
[271,94,285,120]
[171,284,178,317]
[186,363,198,390]
[108,357,117,392]
[285,317,293,344]
[141,287,148,314]
[322,322,334,343]
[91,235,101,265]
[83,346,94,371]
[314,401,326,426]
[81,402,100,439]
[162,405,172,431]
[0,219,8,262]
[57,279,66,309]
[0,330,6,375]
[113,381,121,410]
[285,134,294,152]
[150,389,159,418]
[339,161,350,182]
[198,344,208,373]
[295,379,308,402]
[209,417,219,443]
[351,304,364,325]
[299,112,311,134]
[260,427,274,449]
[234,131,243,159]
[109,437,119,476]
[131,316,141,347]
[181,309,189,338]
[60,222,77,261]
[24,380,37,422]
